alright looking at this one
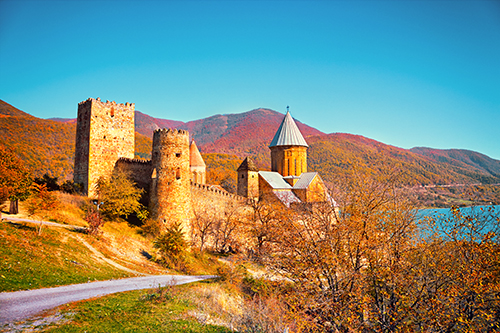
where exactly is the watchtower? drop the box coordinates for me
[149,129,193,229]
[74,98,135,197]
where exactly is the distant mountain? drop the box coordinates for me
[48,118,76,124]
[308,133,500,186]
[134,111,184,138]
[410,147,500,179]
[2,99,500,192]
[134,108,323,168]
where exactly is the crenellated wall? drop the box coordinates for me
[115,157,153,191]
[191,182,244,201]
[74,98,246,234]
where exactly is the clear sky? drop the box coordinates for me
[1,0,499,159]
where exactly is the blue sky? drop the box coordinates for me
[1,0,499,159]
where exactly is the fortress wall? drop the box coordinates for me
[115,158,153,190]
[191,182,245,209]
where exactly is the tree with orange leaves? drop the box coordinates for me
[0,145,32,215]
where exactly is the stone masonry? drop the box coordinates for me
[74,98,135,197]
[149,129,193,227]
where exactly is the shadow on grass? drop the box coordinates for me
[140,249,153,260]
[5,221,38,232]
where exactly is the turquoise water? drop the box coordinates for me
[419,205,500,218]
[417,205,500,240]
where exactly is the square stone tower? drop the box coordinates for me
[74,98,135,197]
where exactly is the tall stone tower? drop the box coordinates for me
[189,140,206,184]
[237,156,259,198]
[149,129,192,229]
[74,98,135,197]
[269,110,308,177]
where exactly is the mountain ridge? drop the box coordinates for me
[2,99,499,189]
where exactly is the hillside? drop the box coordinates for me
[2,99,500,195]
[0,101,155,180]
[410,147,500,179]
[135,108,323,168]
[307,133,500,186]
[0,100,76,181]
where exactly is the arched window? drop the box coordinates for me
[176,168,181,180]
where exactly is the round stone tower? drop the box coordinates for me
[149,129,193,229]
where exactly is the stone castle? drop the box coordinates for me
[74,98,329,228]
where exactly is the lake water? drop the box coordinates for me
[418,205,500,219]
[417,205,500,239]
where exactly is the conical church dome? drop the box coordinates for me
[269,111,308,148]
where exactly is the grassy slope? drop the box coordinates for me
[0,222,134,291]
[43,284,234,333]
[1,197,245,332]
[0,192,169,292]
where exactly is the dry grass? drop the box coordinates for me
[83,221,169,275]
[182,282,243,329]
[51,192,88,226]
[179,280,295,333]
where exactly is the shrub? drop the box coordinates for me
[141,218,162,238]
[154,222,188,271]
[60,180,83,194]
[85,207,104,237]
[95,169,145,221]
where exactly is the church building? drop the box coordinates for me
[237,110,331,207]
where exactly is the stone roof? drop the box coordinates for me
[269,111,309,148]
[258,171,292,189]
[237,156,259,172]
[190,140,206,167]
[293,172,318,189]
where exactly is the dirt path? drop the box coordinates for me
[0,275,216,326]
[72,234,147,275]
[2,218,150,275]
[1,216,85,232]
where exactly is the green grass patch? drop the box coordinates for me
[0,221,133,292]
[43,285,234,333]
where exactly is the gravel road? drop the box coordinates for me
[0,275,216,325]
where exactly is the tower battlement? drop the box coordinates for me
[153,128,189,139]
[78,97,135,108]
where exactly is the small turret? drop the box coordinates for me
[190,140,206,184]
[237,156,259,199]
